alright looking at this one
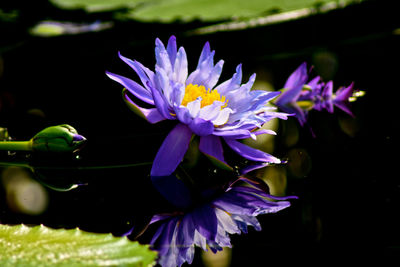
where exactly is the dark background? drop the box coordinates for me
[1,0,399,265]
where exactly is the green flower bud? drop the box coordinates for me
[31,124,86,153]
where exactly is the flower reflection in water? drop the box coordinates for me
[148,177,297,267]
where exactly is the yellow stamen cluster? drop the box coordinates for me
[181,84,228,108]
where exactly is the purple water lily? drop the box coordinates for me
[106,36,289,178]
[149,177,296,267]
[274,62,359,126]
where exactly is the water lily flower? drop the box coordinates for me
[106,36,289,178]
[148,177,297,267]
[274,62,360,126]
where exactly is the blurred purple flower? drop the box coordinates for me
[107,36,289,178]
[30,20,113,37]
[275,62,360,126]
[149,177,297,267]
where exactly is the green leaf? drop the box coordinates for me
[50,0,364,23]
[127,0,343,22]
[50,0,144,12]
[0,224,157,267]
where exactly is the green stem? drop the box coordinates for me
[0,140,32,151]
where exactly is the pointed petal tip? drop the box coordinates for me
[155,37,165,48]
[216,59,224,67]
[105,70,116,79]
[117,51,127,60]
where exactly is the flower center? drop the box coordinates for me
[181,84,228,108]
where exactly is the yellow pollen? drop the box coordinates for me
[181,84,228,108]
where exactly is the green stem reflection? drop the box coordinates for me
[0,161,152,170]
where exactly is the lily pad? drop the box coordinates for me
[0,224,157,267]
[50,0,144,12]
[50,0,364,22]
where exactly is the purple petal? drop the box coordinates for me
[191,204,218,240]
[185,98,201,118]
[275,63,309,106]
[198,101,224,121]
[187,50,216,86]
[335,82,354,102]
[323,81,334,113]
[223,73,256,111]
[208,242,223,253]
[213,193,259,216]
[150,220,167,245]
[147,81,175,120]
[106,71,154,104]
[155,38,172,75]
[174,106,193,125]
[176,215,195,247]
[174,47,188,84]
[249,91,281,111]
[212,107,232,126]
[215,207,241,235]
[151,217,179,255]
[150,214,173,224]
[203,59,224,89]
[232,214,261,232]
[197,41,211,69]
[334,100,354,117]
[260,109,292,121]
[224,138,281,163]
[213,129,273,140]
[307,75,322,90]
[123,91,166,124]
[334,83,355,116]
[151,123,193,176]
[133,60,156,87]
[193,230,207,250]
[215,64,242,95]
[199,135,226,164]
[275,84,303,106]
[234,185,298,201]
[188,118,214,136]
[239,162,269,175]
[151,175,192,208]
[213,129,251,138]
[118,52,155,90]
[176,216,196,265]
[177,246,195,266]
[284,62,308,89]
[278,103,307,126]
[171,83,185,106]
[217,189,291,215]
[166,35,177,67]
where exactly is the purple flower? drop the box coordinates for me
[148,177,296,267]
[106,36,289,178]
[332,82,357,116]
[275,62,359,126]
